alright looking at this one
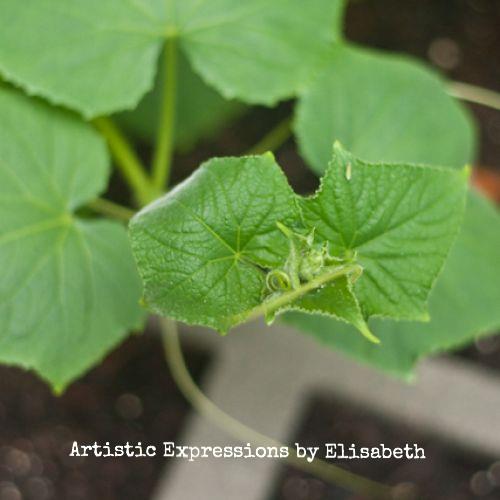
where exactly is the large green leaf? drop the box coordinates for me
[177,0,344,105]
[117,52,246,151]
[285,192,500,377]
[0,86,144,391]
[301,143,468,321]
[129,154,301,332]
[295,45,476,173]
[0,0,345,117]
[289,45,496,377]
[131,146,468,336]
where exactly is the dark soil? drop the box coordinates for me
[457,334,500,371]
[0,333,209,500]
[270,394,500,500]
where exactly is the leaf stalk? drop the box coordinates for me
[449,81,500,111]
[245,116,292,155]
[160,318,396,499]
[93,117,154,206]
[87,198,135,222]
[152,37,178,191]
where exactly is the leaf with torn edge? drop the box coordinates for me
[300,142,469,322]
[285,191,500,377]
[130,144,468,340]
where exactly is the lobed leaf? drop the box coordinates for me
[285,191,500,377]
[0,0,345,117]
[131,145,468,335]
[0,87,144,391]
[178,0,345,105]
[301,143,469,321]
[289,46,496,376]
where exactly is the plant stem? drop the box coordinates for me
[245,116,293,155]
[449,81,500,112]
[87,198,135,222]
[93,117,154,206]
[152,38,178,191]
[160,318,395,499]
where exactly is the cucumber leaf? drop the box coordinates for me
[290,46,495,378]
[285,192,500,377]
[129,155,301,332]
[130,145,468,335]
[295,45,476,173]
[301,143,469,321]
[178,0,345,105]
[0,0,345,117]
[0,87,144,391]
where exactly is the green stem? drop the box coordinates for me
[93,117,154,206]
[448,81,500,111]
[160,318,395,499]
[152,38,178,191]
[231,263,362,325]
[87,198,135,222]
[245,116,293,155]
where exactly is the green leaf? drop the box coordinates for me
[129,154,301,332]
[285,191,500,378]
[178,0,345,105]
[0,0,345,117]
[295,45,476,173]
[291,276,379,343]
[301,143,469,321]
[117,51,246,151]
[0,87,144,391]
[131,145,468,337]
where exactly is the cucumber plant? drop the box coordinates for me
[0,0,499,396]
